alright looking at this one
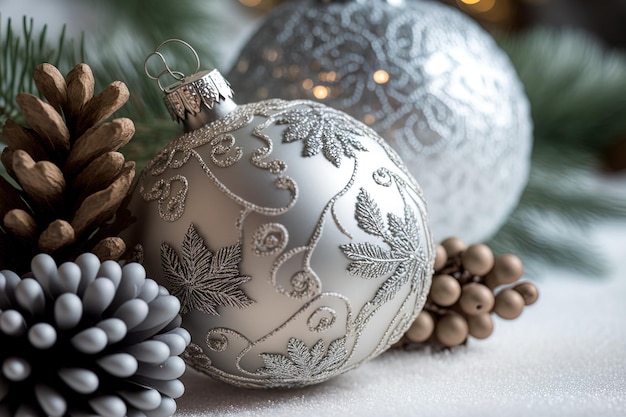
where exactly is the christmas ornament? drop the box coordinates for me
[392,237,538,349]
[226,0,533,243]
[0,252,190,417]
[127,39,435,389]
[0,63,136,276]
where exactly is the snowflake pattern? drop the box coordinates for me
[341,188,426,318]
[161,224,255,315]
[276,106,368,167]
[256,337,348,382]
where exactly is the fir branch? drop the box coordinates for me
[489,27,626,277]
[0,15,83,125]
[495,27,626,152]
[489,212,605,277]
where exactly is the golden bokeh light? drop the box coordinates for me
[373,69,390,84]
[313,85,330,99]
[363,114,376,125]
[456,0,496,13]
[319,71,338,82]
[263,48,279,62]
[302,79,314,90]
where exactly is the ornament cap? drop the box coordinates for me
[145,39,237,131]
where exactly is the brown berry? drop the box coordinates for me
[429,274,462,307]
[434,244,447,271]
[405,311,435,343]
[494,289,525,320]
[441,237,466,258]
[514,282,539,306]
[435,312,469,347]
[467,313,494,339]
[461,243,495,276]
[458,282,495,315]
[485,254,524,289]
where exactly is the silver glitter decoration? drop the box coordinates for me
[127,96,435,389]
[226,0,533,243]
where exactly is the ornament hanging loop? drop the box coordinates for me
[144,38,201,93]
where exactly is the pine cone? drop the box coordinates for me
[0,63,136,275]
[0,253,190,417]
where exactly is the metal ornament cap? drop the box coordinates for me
[145,39,237,131]
[163,69,236,130]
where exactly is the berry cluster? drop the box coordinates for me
[395,237,538,349]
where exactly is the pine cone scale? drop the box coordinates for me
[38,219,75,253]
[64,64,95,126]
[76,81,130,137]
[2,119,50,162]
[3,209,38,241]
[11,150,66,210]
[72,151,126,197]
[33,63,68,115]
[92,237,126,261]
[66,117,135,176]
[1,148,16,179]
[71,165,134,237]
[16,93,70,153]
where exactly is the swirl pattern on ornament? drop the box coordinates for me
[251,222,289,256]
[140,174,188,222]
[307,306,338,333]
[137,99,434,388]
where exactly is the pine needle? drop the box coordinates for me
[0,15,83,125]
[496,27,626,152]
[490,27,626,277]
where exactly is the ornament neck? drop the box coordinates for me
[162,69,237,132]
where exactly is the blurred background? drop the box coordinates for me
[1,0,626,276]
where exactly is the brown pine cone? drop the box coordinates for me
[392,237,539,351]
[0,63,136,275]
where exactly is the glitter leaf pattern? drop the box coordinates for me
[277,106,368,167]
[161,224,254,315]
[341,188,426,314]
[256,337,348,381]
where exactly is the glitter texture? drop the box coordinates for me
[227,0,533,243]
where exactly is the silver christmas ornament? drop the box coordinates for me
[0,253,190,417]
[127,40,435,389]
[226,0,533,243]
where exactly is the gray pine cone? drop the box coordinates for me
[0,253,190,417]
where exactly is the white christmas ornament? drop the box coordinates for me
[127,40,434,388]
[226,0,533,243]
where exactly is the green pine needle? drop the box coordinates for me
[0,15,84,125]
[495,27,626,152]
[490,27,626,277]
